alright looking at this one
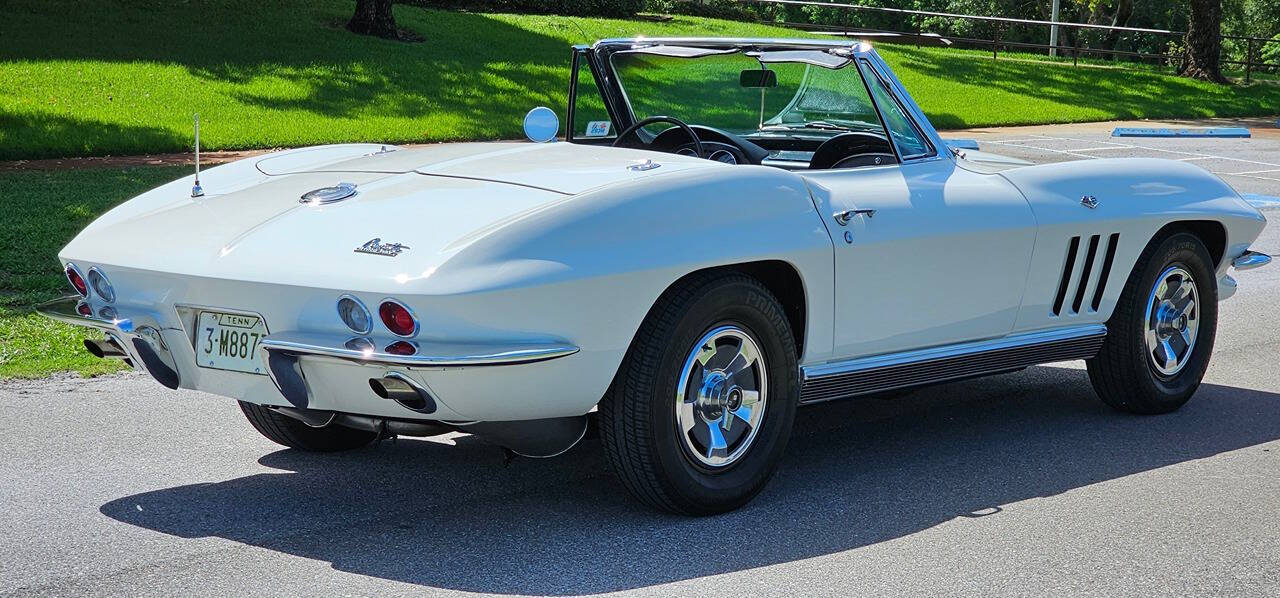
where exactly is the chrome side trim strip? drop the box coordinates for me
[260,331,580,368]
[800,325,1107,404]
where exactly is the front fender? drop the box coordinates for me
[1001,158,1266,329]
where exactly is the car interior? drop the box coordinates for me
[573,46,923,171]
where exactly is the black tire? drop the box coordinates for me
[599,271,799,515]
[238,401,379,452]
[1087,231,1218,414]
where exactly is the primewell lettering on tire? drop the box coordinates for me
[39,37,1270,515]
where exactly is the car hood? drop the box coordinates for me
[62,142,714,291]
[255,141,710,195]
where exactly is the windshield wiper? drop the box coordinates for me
[760,121,854,132]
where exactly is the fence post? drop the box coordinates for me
[1073,32,1080,67]
[1245,38,1253,84]
[993,23,1000,60]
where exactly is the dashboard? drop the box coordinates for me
[623,124,899,171]
[649,126,769,166]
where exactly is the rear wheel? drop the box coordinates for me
[238,401,379,451]
[600,272,799,515]
[1087,232,1218,414]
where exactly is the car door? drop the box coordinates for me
[803,60,1038,360]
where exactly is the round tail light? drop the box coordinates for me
[336,295,372,334]
[87,268,115,303]
[378,300,418,337]
[65,264,88,297]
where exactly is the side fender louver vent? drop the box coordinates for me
[1052,233,1119,316]
[1091,233,1120,312]
[1052,236,1081,316]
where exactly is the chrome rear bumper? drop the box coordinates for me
[35,296,180,388]
[259,332,579,368]
[258,333,579,410]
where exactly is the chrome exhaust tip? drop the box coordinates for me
[84,337,127,359]
[369,373,436,414]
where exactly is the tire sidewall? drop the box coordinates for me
[1127,233,1218,405]
[648,279,799,513]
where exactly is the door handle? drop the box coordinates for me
[833,209,876,225]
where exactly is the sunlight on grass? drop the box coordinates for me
[1,0,1275,160]
[0,165,188,378]
[0,310,125,379]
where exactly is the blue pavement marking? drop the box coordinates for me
[1112,127,1251,138]
[943,139,980,150]
[1242,193,1280,210]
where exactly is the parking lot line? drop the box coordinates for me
[1224,172,1280,182]
[1224,168,1280,175]
[1059,146,1131,153]
[1007,134,1280,168]
[984,141,1101,160]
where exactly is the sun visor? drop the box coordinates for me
[746,50,852,69]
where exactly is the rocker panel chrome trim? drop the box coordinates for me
[800,325,1107,404]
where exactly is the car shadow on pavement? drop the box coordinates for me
[99,365,1280,595]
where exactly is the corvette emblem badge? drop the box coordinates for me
[355,238,410,257]
[1080,195,1099,209]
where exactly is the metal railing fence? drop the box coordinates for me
[677,0,1278,83]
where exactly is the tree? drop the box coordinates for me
[1099,0,1135,59]
[347,0,399,40]
[1183,0,1229,83]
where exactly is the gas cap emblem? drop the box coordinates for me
[300,182,358,205]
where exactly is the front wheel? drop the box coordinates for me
[599,272,799,515]
[1087,232,1218,414]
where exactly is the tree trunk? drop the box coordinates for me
[347,0,398,40]
[1184,0,1229,83]
[1101,0,1134,60]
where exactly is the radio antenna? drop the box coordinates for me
[191,114,204,198]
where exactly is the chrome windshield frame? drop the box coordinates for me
[572,37,951,165]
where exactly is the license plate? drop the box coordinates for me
[196,311,268,374]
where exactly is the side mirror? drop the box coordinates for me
[739,69,778,88]
[523,106,560,143]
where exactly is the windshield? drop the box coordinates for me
[608,48,884,136]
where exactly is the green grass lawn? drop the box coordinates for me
[0,166,188,378]
[2,0,1277,160]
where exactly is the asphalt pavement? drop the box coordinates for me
[949,116,1280,199]
[3,124,1279,597]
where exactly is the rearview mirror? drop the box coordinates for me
[739,69,778,88]
[523,106,560,143]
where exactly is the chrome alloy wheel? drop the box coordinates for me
[1144,266,1200,377]
[675,325,767,468]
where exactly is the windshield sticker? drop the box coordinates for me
[585,121,612,137]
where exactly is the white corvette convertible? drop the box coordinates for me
[42,38,1270,514]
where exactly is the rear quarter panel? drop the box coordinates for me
[410,163,836,419]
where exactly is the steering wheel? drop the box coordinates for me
[612,115,705,158]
